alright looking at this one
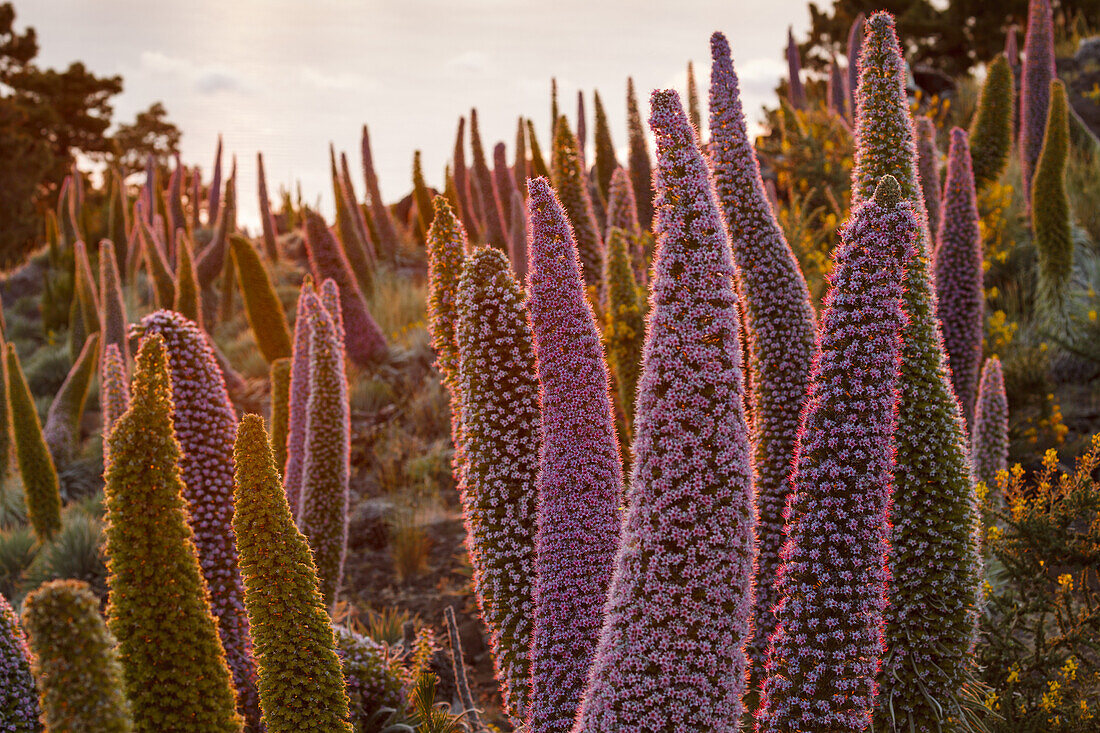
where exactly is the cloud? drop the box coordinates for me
[444,50,492,76]
[138,51,250,96]
[298,66,377,92]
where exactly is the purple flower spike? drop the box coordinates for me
[1019,0,1056,205]
[574,88,755,731]
[971,357,1009,491]
[915,117,943,242]
[758,176,917,733]
[708,31,817,683]
[525,176,623,733]
[934,128,984,428]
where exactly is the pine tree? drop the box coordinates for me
[361,124,402,259]
[626,79,654,230]
[138,311,259,729]
[269,357,291,478]
[232,415,353,733]
[550,117,604,288]
[297,292,350,612]
[601,228,644,436]
[455,246,540,725]
[915,117,943,242]
[593,91,617,202]
[934,128,984,429]
[709,31,817,677]
[99,239,129,367]
[230,235,293,362]
[6,344,61,542]
[283,277,316,517]
[22,580,134,732]
[969,54,1015,192]
[303,210,388,367]
[1032,79,1072,319]
[257,152,280,261]
[101,343,129,465]
[1019,0,1055,205]
[469,109,510,252]
[43,333,100,465]
[173,231,201,327]
[852,13,982,729]
[758,176,917,733]
[0,592,39,732]
[576,90,755,730]
[971,356,1009,491]
[525,177,623,733]
[104,334,243,733]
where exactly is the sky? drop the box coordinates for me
[20,0,816,229]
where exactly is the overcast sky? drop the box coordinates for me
[21,0,815,228]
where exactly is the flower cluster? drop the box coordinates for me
[233,414,353,732]
[708,30,817,679]
[139,309,259,728]
[525,177,623,733]
[104,334,243,732]
[550,118,604,288]
[934,128,985,428]
[455,246,541,724]
[758,176,916,733]
[22,580,133,732]
[576,89,755,731]
[1019,0,1056,205]
[0,592,39,731]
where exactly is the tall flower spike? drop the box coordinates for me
[208,134,223,223]
[758,176,917,733]
[6,343,61,542]
[686,62,703,137]
[341,151,377,266]
[1032,80,1072,320]
[915,117,943,243]
[101,342,130,465]
[852,13,981,729]
[174,231,201,327]
[283,276,316,516]
[494,141,517,225]
[361,124,402,260]
[455,247,540,725]
[1,591,39,731]
[606,166,640,237]
[269,357,292,476]
[297,292,351,612]
[593,91,617,201]
[22,580,134,732]
[934,128,984,428]
[827,54,847,117]
[1019,0,1055,206]
[509,188,529,280]
[453,117,481,240]
[971,357,1009,491]
[600,227,644,436]
[577,90,587,166]
[708,31,817,678]
[257,151,280,261]
[43,333,100,466]
[527,119,551,179]
[525,177,623,733]
[139,310,260,729]
[626,78,654,229]
[550,117,604,288]
[233,415,353,732]
[515,117,529,198]
[470,109,510,252]
[846,13,865,123]
[576,90,755,731]
[99,239,130,366]
[230,234,293,362]
[969,55,1015,192]
[413,150,435,242]
[303,210,387,366]
[331,148,375,297]
[105,334,243,732]
[786,26,806,110]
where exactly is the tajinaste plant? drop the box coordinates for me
[1019,0,1056,206]
[971,357,1009,491]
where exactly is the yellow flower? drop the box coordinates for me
[1007,665,1020,684]
[1062,656,1078,680]
[1058,574,1074,593]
